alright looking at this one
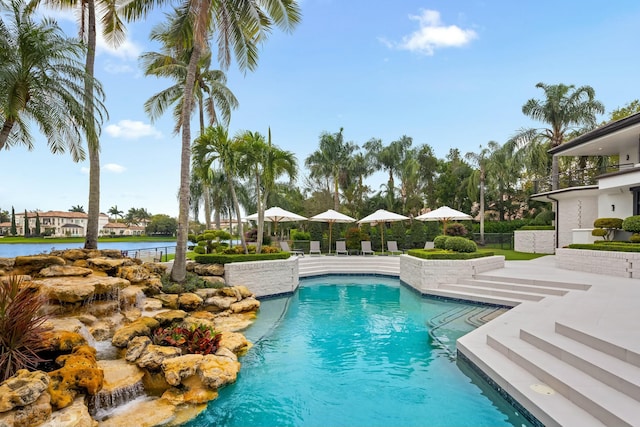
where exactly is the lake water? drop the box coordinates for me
[0,241,177,258]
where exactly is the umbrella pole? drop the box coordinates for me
[329,222,333,254]
[380,223,384,254]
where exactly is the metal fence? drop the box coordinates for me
[122,245,176,262]
[472,233,513,250]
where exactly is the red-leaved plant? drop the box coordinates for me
[153,324,222,355]
[0,276,48,382]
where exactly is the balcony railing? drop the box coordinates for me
[532,163,635,194]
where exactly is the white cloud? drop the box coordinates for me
[105,120,163,140]
[104,62,135,74]
[392,9,477,56]
[103,163,126,173]
[80,167,90,175]
[97,36,142,60]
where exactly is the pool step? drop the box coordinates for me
[457,278,570,296]
[555,322,640,368]
[438,283,546,302]
[298,255,400,277]
[487,331,640,427]
[420,288,524,307]
[474,273,591,291]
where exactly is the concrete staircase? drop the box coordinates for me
[423,273,591,307]
[298,254,400,278]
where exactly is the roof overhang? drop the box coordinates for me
[530,185,599,203]
[550,113,640,157]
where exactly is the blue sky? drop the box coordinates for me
[1,0,640,218]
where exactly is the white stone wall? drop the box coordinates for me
[224,258,299,297]
[400,255,505,293]
[556,247,640,279]
[514,230,556,254]
[556,196,598,248]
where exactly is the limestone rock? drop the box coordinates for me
[40,395,96,427]
[36,276,130,304]
[116,265,155,284]
[197,354,241,390]
[86,301,120,317]
[41,330,88,352]
[140,277,163,296]
[154,293,179,309]
[96,397,176,427]
[178,293,203,311]
[161,376,217,405]
[120,285,145,309]
[194,288,220,299]
[141,298,163,312]
[0,369,50,412]
[188,263,224,276]
[0,274,30,285]
[48,346,104,410]
[218,286,242,300]
[125,336,151,362]
[214,312,257,332]
[13,255,65,276]
[215,347,238,362]
[204,295,236,311]
[154,310,188,326]
[39,265,93,278]
[135,345,182,370]
[219,331,250,355]
[161,354,204,386]
[97,359,144,393]
[230,297,260,313]
[235,285,255,299]
[0,257,15,270]
[85,257,131,273]
[111,317,159,348]
[0,391,51,427]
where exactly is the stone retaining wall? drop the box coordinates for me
[514,230,556,254]
[399,255,505,293]
[224,258,299,297]
[556,247,640,279]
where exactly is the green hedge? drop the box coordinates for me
[406,249,494,260]
[567,243,640,252]
[519,225,555,231]
[194,252,291,264]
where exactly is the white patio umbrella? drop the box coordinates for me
[357,209,409,253]
[245,206,307,236]
[309,209,356,254]
[415,206,472,234]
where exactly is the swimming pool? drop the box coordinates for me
[184,276,533,427]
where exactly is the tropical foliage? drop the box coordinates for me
[0,276,48,381]
[153,324,222,355]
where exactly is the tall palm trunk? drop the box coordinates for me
[172,43,201,282]
[84,0,100,249]
[255,174,264,252]
[198,97,212,229]
[228,177,247,253]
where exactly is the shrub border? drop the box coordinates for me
[406,249,494,260]
[194,252,291,264]
[567,243,640,252]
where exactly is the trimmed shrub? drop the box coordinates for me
[291,230,310,241]
[567,243,640,252]
[444,223,467,237]
[519,225,555,230]
[622,215,640,234]
[444,236,477,253]
[591,228,607,237]
[406,249,493,260]
[631,234,640,243]
[531,209,554,226]
[433,235,448,249]
[594,218,623,229]
[194,252,291,264]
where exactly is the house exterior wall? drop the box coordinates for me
[556,247,640,279]
[225,258,299,297]
[597,191,633,220]
[513,230,556,254]
[556,195,598,248]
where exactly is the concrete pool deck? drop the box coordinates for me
[298,254,640,426]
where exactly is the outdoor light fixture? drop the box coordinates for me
[612,204,616,212]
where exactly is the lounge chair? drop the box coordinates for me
[361,240,375,256]
[335,241,348,255]
[309,240,322,255]
[387,241,403,255]
[280,241,304,256]
[424,241,435,249]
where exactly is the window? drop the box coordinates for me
[632,186,640,215]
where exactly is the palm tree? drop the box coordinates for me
[140,23,238,135]
[124,0,301,283]
[33,0,127,250]
[305,128,355,211]
[364,136,412,208]
[0,0,106,159]
[511,82,604,190]
[193,126,248,256]
[69,205,85,213]
[465,142,498,245]
[236,129,297,252]
[108,205,123,221]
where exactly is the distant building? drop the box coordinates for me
[101,222,145,236]
[14,211,109,237]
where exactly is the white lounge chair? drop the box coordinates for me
[335,241,348,255]
[280,241,304,256]
[361,241,375,256]
[309,240,322,255]
[387,241,403,255]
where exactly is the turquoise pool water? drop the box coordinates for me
[185,276,533,427]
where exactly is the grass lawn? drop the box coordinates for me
[478,247,549,261]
